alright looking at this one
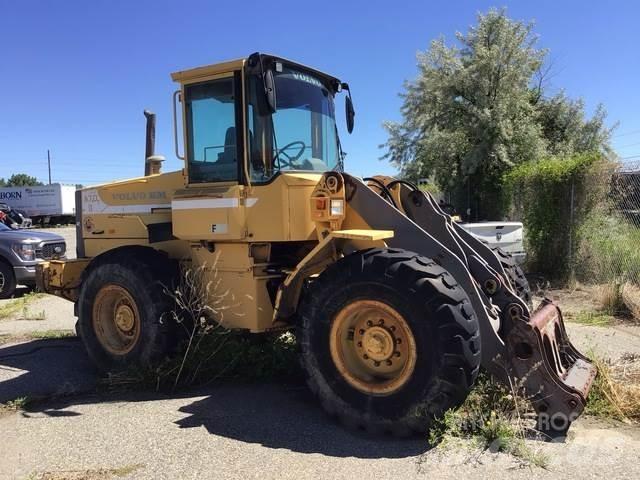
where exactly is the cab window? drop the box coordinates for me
[185,77,238,183]
[247,68,339,183]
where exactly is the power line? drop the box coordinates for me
[612,129,640,138]
[614,140,640,149]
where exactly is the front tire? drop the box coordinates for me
[0,261,16,299]
[77,255,175,371]
[299,248,481,435]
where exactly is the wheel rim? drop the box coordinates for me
[330,300,417,396]
[92,284,141,355]
[0,271,5,292]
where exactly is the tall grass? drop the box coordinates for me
[578,213,640,285]
[428,374,548,468]
[102,261,299,393]
[587,354,640,423]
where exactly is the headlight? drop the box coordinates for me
[12,243,36,261]
[330,199,344,217]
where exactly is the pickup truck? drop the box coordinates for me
[459,221,526,264]
[0,223,66,298]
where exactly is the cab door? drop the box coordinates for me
[172,71,247,241]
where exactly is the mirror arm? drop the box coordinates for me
[252,54,276,113]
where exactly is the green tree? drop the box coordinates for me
[534,91,614,157]
[383,9,612,219]
[3,173,44,187]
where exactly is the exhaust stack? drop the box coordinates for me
[144,109,165,176]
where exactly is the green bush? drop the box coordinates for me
[505,152,612,280]
[418,182,441,196]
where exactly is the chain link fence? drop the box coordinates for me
[575,160,640,285]
[506,156,640,286]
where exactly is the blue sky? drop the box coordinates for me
[1,0,639,185]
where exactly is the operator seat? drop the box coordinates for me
[217,127,237,164]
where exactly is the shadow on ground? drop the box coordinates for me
[175,383,430,458]
[2,285,34,299]
[0,337,97,403]
[0,339,429,459]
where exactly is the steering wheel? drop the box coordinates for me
[274,141,307,168]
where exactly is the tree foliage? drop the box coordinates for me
[383,9,613,219]
[535,91,613,158]
[0,174,44,187]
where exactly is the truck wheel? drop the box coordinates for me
[492,248,532,307]
[0,261,16,299]
[77,256,175,371]
[299,248,481,435]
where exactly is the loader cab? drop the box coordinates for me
[170,53,351,241]
[171,53,348,187]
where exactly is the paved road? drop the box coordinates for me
[1,380,639,480]
[0,338,95,403]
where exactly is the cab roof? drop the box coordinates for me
[171,58,245,83]
[170,53,342,90]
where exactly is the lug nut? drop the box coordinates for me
[357,341,362,347]
[379,318,385,325]
[363,354,369,360]
[374,361,380,367]
[366,320,373,327]
[394,351,401,357]
[359,329,365,335]
[390,326,396,332]
[396,338,402,344]
[386,360,393,366]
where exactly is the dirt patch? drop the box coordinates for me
[534,282,640,325]
[533,283,601,318]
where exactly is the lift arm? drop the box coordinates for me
[342,173,596,432]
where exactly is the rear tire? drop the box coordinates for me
[0,260,16,299]
[299,248,481,435]
[77,254,176,371]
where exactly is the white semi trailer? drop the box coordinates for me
[0,184,76,225]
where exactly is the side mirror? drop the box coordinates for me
[345,94,355,134]
[264,69,277,113]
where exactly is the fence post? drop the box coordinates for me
[568,178,575,281]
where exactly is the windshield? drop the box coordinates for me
[247,67,339,182]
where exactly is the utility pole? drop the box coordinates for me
[47,149,52,184]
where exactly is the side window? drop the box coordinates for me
[185,77,237,183]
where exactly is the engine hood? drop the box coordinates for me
[0,228,65,244]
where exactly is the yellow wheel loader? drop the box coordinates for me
[37,53,595,435]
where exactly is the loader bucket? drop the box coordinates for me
[506,299,597,433]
